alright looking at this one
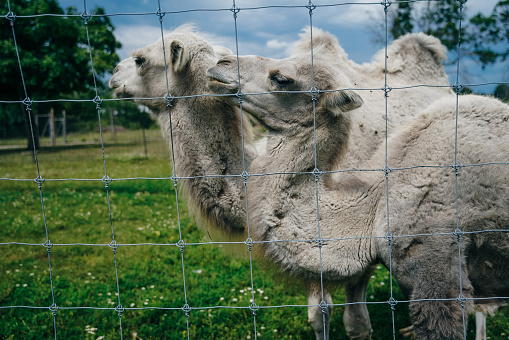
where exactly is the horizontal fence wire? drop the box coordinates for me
[1,0,509,339]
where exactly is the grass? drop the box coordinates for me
[0,131,508,339]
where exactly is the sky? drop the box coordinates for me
[56,0,506,93]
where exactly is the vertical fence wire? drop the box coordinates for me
[81,0,125,337]
[4,0,58,338]
[1,0,509,339]
[154,1,191,338]
[453,1,468,338]
[305,1,330,338]
[381,1,398,338]
[230,1,260,337]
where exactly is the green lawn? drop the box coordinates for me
[0,132,506,339]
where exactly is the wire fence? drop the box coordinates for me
[1,0,509,339]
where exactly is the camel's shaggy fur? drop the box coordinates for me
[109,25,255,239]
[207,29,509,339]
[208,28,454,340]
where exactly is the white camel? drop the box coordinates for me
[206,31,509,340]
[109,25,255,239]
[287,29,454,339]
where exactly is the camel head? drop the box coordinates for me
[206,53,363,134]
[109,25,232,112]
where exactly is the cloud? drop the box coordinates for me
[114,24,163,59]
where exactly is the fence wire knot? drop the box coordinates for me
[384,232,394,245]
[388,297,398,310]
[109,240,119,252]
[181,303,191,316]
[453,81,464,95]
[383,165,392,178]
[314,237,324,249]
[22,97,33,109]
[164,94,174,107]
[170,173,180,184]
[34,175,45,188]
[80,11,91,23]
[93,95,103,110]
[312,168,322,183]
[453,228,464,243]
[382,84,392,97]
[156,8,165,21]
[244,237,254,251]
[43,240,53,253]
[306,1,316,14]
[5,11,16,23]
[249,302,259,315]
[176,239,186,253]
[319,300,329,314]
[452,162,462,175]
[240,171,251,182]
[49,303,58,316]
[381,0,392,11]
[309,87,320,102]
[102,175,112,188]
[457,294,468,307]
[115,304,125,317]
[236,90,245,104]
[230,4,241,18]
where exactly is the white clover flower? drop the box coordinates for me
[130,303,135,307]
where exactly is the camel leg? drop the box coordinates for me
[407,254,474,340]
[306,281,333,340]
[343,269,372,340]
[475,311,486,340]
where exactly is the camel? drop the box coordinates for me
[205,28,453,339]
[287,29,454,339]
[109,25,255,239]
[206,31,509,340]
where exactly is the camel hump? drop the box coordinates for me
[291,26,348,60]
[373,33,448,76]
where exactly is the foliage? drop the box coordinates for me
[0,0,123,148]
[373,0,509,68]
[0,0,120,100]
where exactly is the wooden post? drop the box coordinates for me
[62,110,67,144]
[50,107,56,146]
[110,108,116,142]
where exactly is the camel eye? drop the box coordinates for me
[134,57,145,68]
[270,73,293,87]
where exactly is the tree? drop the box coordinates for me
[0,0,121,150]
[370,0,509,69]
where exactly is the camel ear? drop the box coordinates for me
[323,90,363,115]
[170,40,189,73]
